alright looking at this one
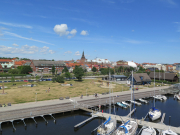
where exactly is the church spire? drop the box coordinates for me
[82,51,84,57]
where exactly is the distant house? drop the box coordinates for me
[103,75,127,81]
[0,59,15,72]
[146,67,159,72]
[30,60,65,73]
[176,64,180,71]
[127,73,151,85]
[149,72,179,82]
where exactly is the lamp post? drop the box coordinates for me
[35,93,37,102]
[86,88,88,96]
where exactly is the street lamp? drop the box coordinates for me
[86,88,88,96]
[35,93,37,102]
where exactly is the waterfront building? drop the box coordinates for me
[127,73,152,85]
[149,72,179,82]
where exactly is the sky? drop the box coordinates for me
[0,0,180,63]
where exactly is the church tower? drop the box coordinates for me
[81,51,86,63]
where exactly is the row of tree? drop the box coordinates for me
[8,66,32,74]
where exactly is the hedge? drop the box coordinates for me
[0,74,28,77]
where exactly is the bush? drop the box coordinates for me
[52,77,56,83]
[56,76,64,83]
[0,74,27,77]
[8,69,20,74]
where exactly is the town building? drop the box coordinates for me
[127,73,152,85]
[149,72,179,82]
[176,64,180,71]
[0,58,16,72]
[30,60,65,73]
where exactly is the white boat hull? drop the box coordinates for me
[149,109,161,121]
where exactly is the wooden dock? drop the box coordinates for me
[74,116,96,128]
[93,112,180,134]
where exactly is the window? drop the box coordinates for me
[140,76,143,80]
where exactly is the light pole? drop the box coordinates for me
[86,88,88,96]
[35,93,37,102]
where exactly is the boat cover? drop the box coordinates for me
[152,107,159,112]
[104,116,111,125]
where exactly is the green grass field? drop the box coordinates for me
[0,79,129,104]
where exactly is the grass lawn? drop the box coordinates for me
[0,79,129,104]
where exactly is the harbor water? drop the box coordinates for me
[1,94,180,135]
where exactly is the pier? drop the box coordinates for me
[93,112,180,134]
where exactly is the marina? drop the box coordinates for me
[0,85,180,135]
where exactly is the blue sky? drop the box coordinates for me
[0,0,180,63]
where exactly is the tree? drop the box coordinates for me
[84,69,87,72]
[52,65,55,75]
[8,69,19,74]
[20,66,33,74]
[11,76,15,82]
[62,66,69,73]
[65,72,71,78]
[56,76,64,83]
[73,66,84,80]
[52,59,54,61]
[56,70,58,75]
[92,67,97,72]
[52,77,56,83]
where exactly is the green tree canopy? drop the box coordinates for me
[73,65,84,80]
[56,76,64,83]
[62,66,69,73]
[52,65,55,75]
[65,72,71,78]
[92,67,97,72]
[20,66,32,74]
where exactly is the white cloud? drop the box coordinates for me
[160,0,176,5]
[70,29,77,35]
[64,51,72,54]
[0,21,32,29]
[49,50,55,54]
[80,30,88,36]
[174,22,180,32]
[59,48,63,49]
[75,51,80,56]
[40,46,49,54]
[54,24,77,38]
[53,24,69,36]
[4,31,54,45]
[132,30,135,32]
[12,43,19,47]
[0,45,55,55]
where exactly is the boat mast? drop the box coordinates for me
[154,67,155,107]
[109,71,111,114]
[130,70,133,118]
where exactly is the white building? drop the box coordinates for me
[127,61,137,68]
[86,58,111,64]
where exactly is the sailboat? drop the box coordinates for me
[122,101,130,107]
[113,71,138,135]
[116,102,128,109]
[174,92,180,100]
[96,72,117,135]
[140,126,156,135]
[160,116,177,135]
[148,68,161,121]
